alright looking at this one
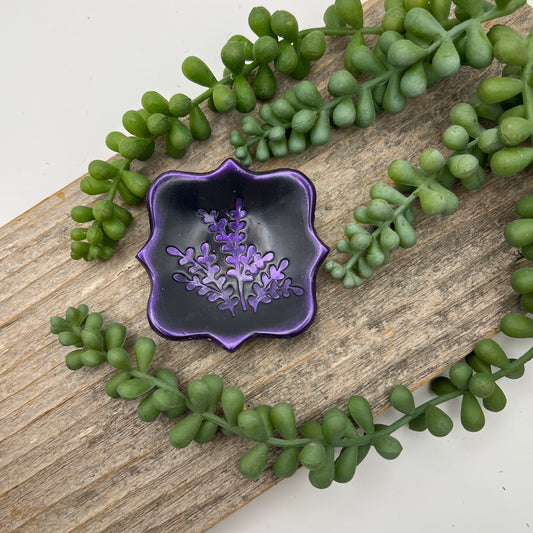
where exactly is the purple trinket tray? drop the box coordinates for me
[137,158,328,351]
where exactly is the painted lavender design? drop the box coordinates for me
[166,198,304,316]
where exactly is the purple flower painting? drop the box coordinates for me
[137,159,328,351]
[167,198,304,316]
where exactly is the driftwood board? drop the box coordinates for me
[1,2,532,531]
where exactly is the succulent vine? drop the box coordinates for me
[232,0,525,164]
[327,24,533,287]
[68,0,525,262]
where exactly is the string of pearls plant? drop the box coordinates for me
[68,0,524,262]
[327,23,533,287]
[52,11,533,485]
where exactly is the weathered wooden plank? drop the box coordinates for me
[1,2,532,531]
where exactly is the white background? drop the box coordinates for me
[2,1,533,531]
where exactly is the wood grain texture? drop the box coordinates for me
[1,2,532,531]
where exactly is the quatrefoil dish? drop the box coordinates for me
[137,159,328,351]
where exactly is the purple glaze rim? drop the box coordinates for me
[136,158,328,351]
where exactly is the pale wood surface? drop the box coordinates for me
[1,2,532,531]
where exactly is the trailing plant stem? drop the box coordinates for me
[298,26,383,37]
[521,34,533,126]
[192,62,259,107]
[107,173,121,202]
[342,133,482,274]
[339,345,531,448]
[299,26,383,38]
[129,344,532,450]
[130,369,187,399]
[346,194,416,272]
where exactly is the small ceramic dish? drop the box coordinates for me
[137,158,328,351]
